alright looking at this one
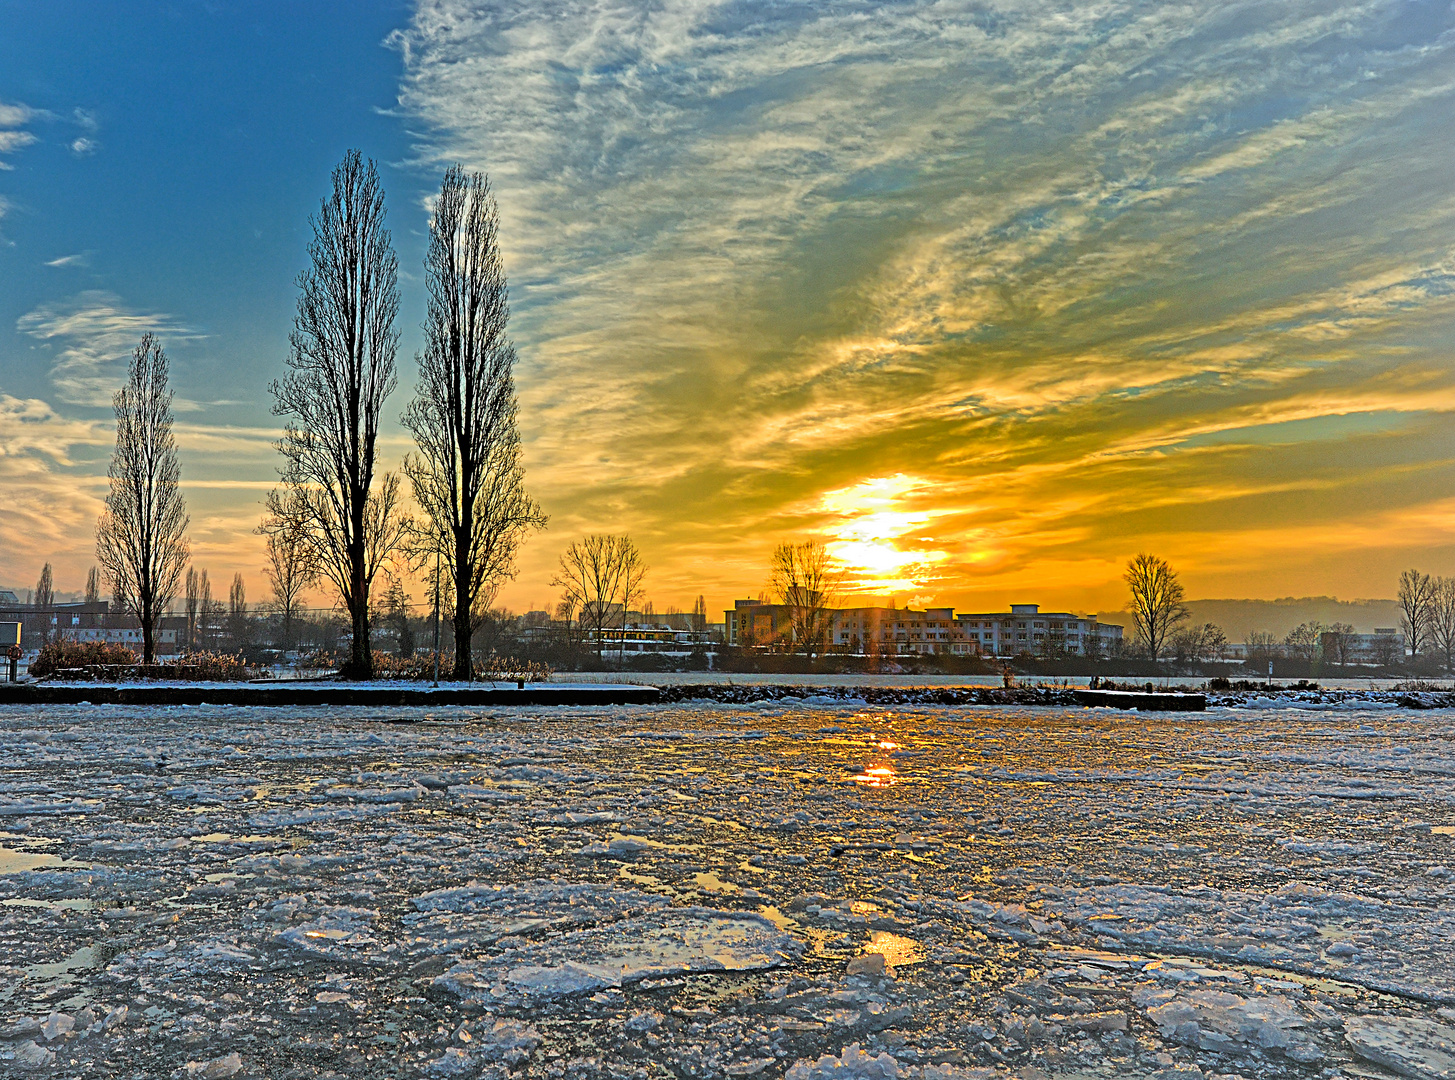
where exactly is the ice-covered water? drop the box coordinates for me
[1,701,1454,1078]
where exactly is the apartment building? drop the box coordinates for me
[726,600,1121,657]
[953,605,1121,658]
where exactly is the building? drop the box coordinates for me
[830,606,961,655]
[953,605,1122,658]
[726,600,1122,657]
[584,623,716,656]
[724,600,793,648]
[0,599,183,656]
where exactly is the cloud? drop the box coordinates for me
[0,394,111,581]
[0,100,37,169]
[70,137,97,156]
[392,0,1455,610]
[16,291,206,407]
[45,252,91,268]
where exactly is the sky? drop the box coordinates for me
[2,0,1455,619]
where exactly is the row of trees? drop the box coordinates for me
[1396,569,1455,669]
[89,152,546,678]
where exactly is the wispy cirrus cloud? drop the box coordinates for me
[0,101,37,169]
[0,394,111,572]
[391,0,1455,608]
[16,291,206,407]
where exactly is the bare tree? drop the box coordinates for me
[692,594,708,634]
[1428,578,1455,673]
[1123,553,1189,661]
[769,540,841,660]
[1246,630,1279,667]
[1372,631,1401,669]
[95,334,190,664]
[259,489,318,653]
[1325,622,1356,667]
[1283,621,1324,665]
[1398,568,1435,661]
[184,567,204,651]
[226,573,250,653]
[551,535,646,663]
[380,572,415,657]
[1172,622,1226,664]
[33,563,53,645]
[84,567,101,606]
[270,150,404,679]
[403,166,546,681]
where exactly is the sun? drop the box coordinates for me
[816,474,951,595]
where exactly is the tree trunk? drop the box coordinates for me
[452,528,472,681]
[348,536,371,679]
[141,596,155,666]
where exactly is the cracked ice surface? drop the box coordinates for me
[3,703,1455,1078]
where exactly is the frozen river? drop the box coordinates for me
[2,702,1454,1079]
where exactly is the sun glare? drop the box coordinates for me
[817,474,950,593]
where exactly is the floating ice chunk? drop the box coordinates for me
[450,785,524,803]
[474,1020,540,1065]
[785,1043,899,1080]
[183,1052,243,1078]
[1143,988,1321,1059]
[1345,1015,1455,1079]
[433,908,800,1005]
[324,785,422,803]
[623,1011,661,1033]
[0,799,100,816]
[277,907,379,958]
[411,880,667,919]
[39,1012,73,1041]
[0,1040,54,1068]
[425,1048,476,1076]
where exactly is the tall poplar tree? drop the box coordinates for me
[96,334,190,664]
[404,166,545,680]
[270,150,406,679]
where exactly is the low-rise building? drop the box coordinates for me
[583,623,716,656]
[726,600,1121,657]
[829,606,961,655]
[953,605,1122,658]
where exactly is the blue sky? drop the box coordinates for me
[4,1,1455,616]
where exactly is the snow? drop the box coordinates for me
[432,907,799,1005]
[3,698,1455,1077]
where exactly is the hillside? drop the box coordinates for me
[1095,597,1402,643]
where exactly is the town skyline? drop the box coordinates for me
[5,3,1455,620]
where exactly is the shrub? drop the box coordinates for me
[373,651,552,683]
[173,651,255,681]
[30,640,137,678]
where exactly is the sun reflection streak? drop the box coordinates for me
[851,764,898,787]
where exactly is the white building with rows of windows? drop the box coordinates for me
[728,599,1121,657]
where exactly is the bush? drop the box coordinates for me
[30,640,137,678]
[373,651,552,683]
[32,644,258,682]
[173,651,255,681]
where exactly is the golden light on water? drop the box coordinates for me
[851,764,898,787]
[865,931,925,968]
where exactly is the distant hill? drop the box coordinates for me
[1096,597,1402,643]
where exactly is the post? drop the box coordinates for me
[432,545,441,687]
